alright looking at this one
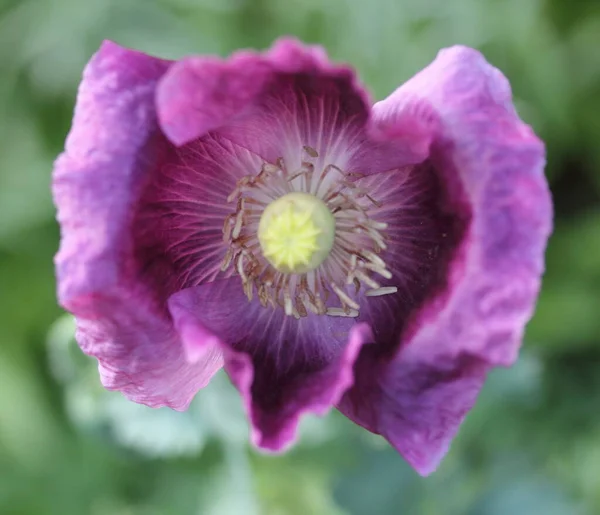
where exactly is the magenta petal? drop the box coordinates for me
[54,40,171,303]
[168,280,375,450]
[155,37,365,151]
[155,52,272,147]
[377,357,487,476]
[375,45,553,363]
[339,349,487,475]
[156,38,429,170]
[53,42,169,299]
[77,297,223,410]
[53,41,222,409]
[339,46,552,474]
[156,38,369,163]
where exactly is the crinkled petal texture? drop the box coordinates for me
[53,42,223,410]
[337,46,552,475]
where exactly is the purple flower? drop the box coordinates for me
[53,38,552,475]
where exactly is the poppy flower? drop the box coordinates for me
[53,38,552,475]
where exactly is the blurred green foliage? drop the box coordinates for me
[1,0,599,513]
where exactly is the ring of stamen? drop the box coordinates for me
[221,145,396,318]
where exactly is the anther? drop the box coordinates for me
[222,214,234,242]
[303,145,319,158]
[361,250,386,267]
[315,294,327,315]
[258,284,268,307]
[284,291,293,316]
[232,210,244,240]
[259,163,280,179]
[236,252,247,281]
[365,286,398,297]
[331,282,360,310]
[326,308,359,318]
[361,261,392,279]
[353,269,380,290]
[303,294,320,314]
[276,157,287,173]
[295,295,308,317]
[220,247,233,272]
[244,280,254,301]
[366,220,388,230]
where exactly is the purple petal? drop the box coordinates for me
[53,41,222,409]
[54,40,171,302]
[168,280,375,450]
[131,133,264,301]
[76,296,223,410]
[156,38,429,170]
[353,163,463,352]
[338,46,552,474]
[339,347,488,475]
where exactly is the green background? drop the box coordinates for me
[1,0,599,513]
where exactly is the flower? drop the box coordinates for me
[53,38,552,475]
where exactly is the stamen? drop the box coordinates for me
[284,290,293,316]
[235,252,247,281]
[366,220,388,230]
[242,197,266,207]
[220,247,233,272]
[361,261,392,279]
[259,163,280,179]
[326,308,359,318]
[366,286,398,297]
[262,267,276,286]
[227,176,252,202]
[303,145,319,158]
[258,284,268,307]
[303,294,321,315]
[232,209,244,240]
[314,294,327,315]
[330,282,360,310]
[360,226,387,250]
[353,269,381,290]
[244,279,254,301]
[222,214,233,242]
[361,250,386,267]
[295,295,308,317]
[287,162,314,182]
[221,145,397,317]
[276,157,287,174]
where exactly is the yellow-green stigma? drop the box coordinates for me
[258,192,335,274]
